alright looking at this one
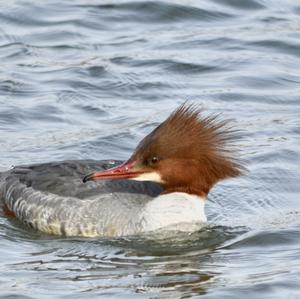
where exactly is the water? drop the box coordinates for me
[0,0,300,298]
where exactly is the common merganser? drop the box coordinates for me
[0,104,243,237]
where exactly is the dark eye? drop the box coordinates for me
[145,156,160,166]
[151,156,159,164]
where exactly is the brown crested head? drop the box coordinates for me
[83,103,245,198]
[128,103,245,197]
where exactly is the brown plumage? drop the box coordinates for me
[130,103,244,197]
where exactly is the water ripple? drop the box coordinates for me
[0,0,300,298]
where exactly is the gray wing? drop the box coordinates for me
[1,160,162,199]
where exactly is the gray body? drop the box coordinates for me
[0,160,162,237]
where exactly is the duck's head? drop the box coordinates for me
[83,104,244,197]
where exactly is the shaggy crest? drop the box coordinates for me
[131,103,244,195]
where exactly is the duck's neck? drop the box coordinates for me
[139,192,207,233]
[162,185,208,198]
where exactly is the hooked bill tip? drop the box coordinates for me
[82,173,93,183]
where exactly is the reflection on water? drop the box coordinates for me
[0,0,300,298]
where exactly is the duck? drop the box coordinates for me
[0,104,243,237]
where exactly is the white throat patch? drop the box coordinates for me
[131,172,164,183]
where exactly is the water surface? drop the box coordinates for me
[0,0,300,298]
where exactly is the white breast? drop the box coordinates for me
[138,192,207,233]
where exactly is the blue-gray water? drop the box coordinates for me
[0,0,300,298]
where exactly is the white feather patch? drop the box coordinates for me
[139,192,207,233]
[132,172,164,183]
